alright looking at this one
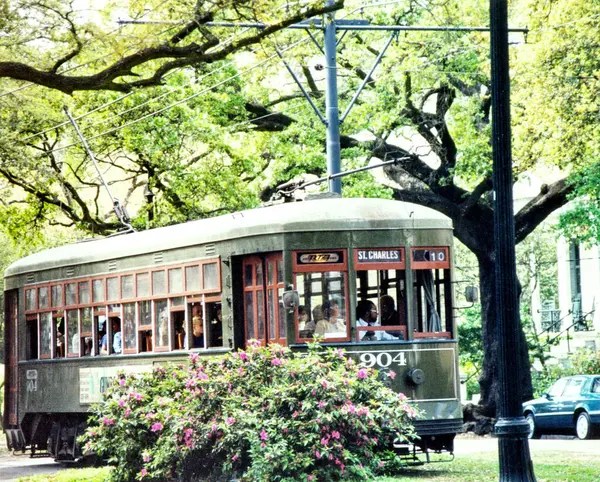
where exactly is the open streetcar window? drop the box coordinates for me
[26,316,38,359]
[293,250,349,342]
[80,307,93,356]
[410,247,453,339]
[354,248,407,342]
[66,309,79,357]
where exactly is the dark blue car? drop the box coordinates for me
[523,375,600,439]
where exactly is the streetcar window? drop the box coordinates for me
[121,275,134,300]
[55,312,65,358]
[66,309,79,356]
[51,285,63,307]
[139,300,152,327]
[80,307,93,357]
[295,271,347,340]
[95,314,106,356]
[38,286,49,309]
[92,279,105,302]
[155,300,169,349]
[65,283,76,305]
[169,268,183,294]
[203,263,219,290]
[26,317,38,359]
[26,289,36,311]
[40,312,52,357]
[206,302,223,347]
[107,277,119,301]
[152,271,166,296]
[185,266,201,292]
[188,302,205,348]
[123,303,136,352]
[137,273,150,297]
[355,269,407,341]
[171,311,185,350]
[78,281,91,304]
[412,268,452,336]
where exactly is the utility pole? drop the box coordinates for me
[489,0,536,480]
[324,0,342,194]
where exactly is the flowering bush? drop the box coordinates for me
[81,341,417,481]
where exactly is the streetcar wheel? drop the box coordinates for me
[576,412,593,440]
[526,413,541,439]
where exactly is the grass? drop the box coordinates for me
[13,451,600,481]
[378,450,600,482]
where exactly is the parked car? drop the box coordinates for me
[523,375,600,439]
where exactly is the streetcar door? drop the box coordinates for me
[242,254,285,346]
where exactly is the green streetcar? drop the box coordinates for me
[3,197,462,462]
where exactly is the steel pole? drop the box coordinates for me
[324,0,341,194]
[489,1,536,480]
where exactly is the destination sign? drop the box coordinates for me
[411,247,450,268]
[357,249,402,263]
[354,248,405,269]
[297,251,344,265]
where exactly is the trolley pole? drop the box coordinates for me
[489,0,536,480]
[324,0,342,194]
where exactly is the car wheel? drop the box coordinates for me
[576,412,593,440]
[526,413,541,439]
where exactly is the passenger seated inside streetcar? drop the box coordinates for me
[380,294,406,338]
[315,299,346,338]
[101,318,122,355]
[356,300,380,341]
[298,305,315,338]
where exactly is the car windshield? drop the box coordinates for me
[547,378,568,397]
[592,378,600,394]
[563,378,584,397]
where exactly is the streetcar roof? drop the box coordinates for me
[5,198,452,278]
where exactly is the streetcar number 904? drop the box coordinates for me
[359,351,407,368]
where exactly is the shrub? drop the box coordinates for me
[81,341,417,482]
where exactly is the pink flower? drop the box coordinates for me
[271,358,283,366]
[226,417,236,425]
[151,422,163,432]
[142,452,151,463]
[189,352,199,363]
[397,392,407,401]
[232,454,239,462]
[331,431,341,440]
[102,417,115,426]
[308,475,314,481]
[336,348,344,358]
[357,368,368,379]
[239,352,248,361]
[124,409,131,418]
[118,399,126,407]
[238,367,245,375]
[211,423,218,433]
[317,401,326,409]
[140,468,148,478]
[315,450,321,459]
[321,437,329,446]
[119,378,126,386]
[321,380,329,388]
[261,442,266,448]
[387,370,397,380]
[260,429,268,441]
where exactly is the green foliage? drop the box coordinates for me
[82,341,417,482]
[532,349,600,397]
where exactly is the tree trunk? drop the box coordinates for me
[476,254,534,422]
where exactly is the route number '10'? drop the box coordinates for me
[359,351,407,368]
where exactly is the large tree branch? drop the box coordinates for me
[514,178,573,243]
[0,2,342,94]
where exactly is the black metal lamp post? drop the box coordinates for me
[489,0,536,480]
